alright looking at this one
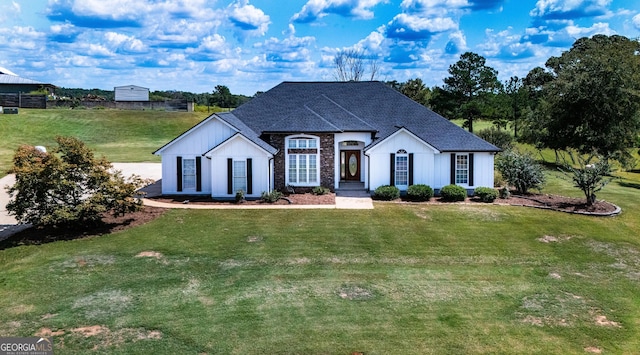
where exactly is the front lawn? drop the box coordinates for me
[1,180,640,353]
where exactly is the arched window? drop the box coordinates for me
[395,149,408,188]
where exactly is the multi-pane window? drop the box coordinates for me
[288,138,317,149]
[288,154,318,184]
[455,154,469,184]
[286,136,320,186]
[183,158,196,190]
[233,160,247,193]
[395,152,408,187]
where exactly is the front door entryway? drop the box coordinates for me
[341,150,361,181]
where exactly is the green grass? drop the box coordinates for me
[2,110,640,353]
[0,108,208,175]
[1,171,640,353]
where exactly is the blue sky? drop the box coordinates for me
[1,0,639,95]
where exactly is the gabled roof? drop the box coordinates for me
[203,132,275,157]
[153,114,236,155]
[217,112,278,155]
[231,81,500,152]
[0,67,53,86]
[152,112,279,157]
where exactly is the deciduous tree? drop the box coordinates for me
[6,136,148,227]
[533,35,640,165]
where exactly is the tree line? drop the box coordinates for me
[385,35,640,168]
[53,85,252,109]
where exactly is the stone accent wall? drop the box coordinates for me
[319,134,335,190]
[268,134,335,191]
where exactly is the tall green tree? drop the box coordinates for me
[433,52,502,133]
[211,85,237,109]
[392,78,431,107]
[534,35,640,165]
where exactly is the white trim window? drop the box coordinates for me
[233,160,247,193]
[286,135,320,186]
[455,154,469,184]
[395,149,408,189]
[183,158,196,190]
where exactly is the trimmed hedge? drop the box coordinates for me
[373,185,400,201]
[474,187,498,202]
[440,184,467,202]
[406,184,434,201]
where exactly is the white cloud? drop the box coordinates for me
[400,0,469,16]
[386,13,458,40]
[530,0,612,19]
[292,0,385,23]
[70,0,148,20]
[228,0,271,39]
[104,32,147,53]
[633,13,640,30]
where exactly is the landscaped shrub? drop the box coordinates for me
[439,184,467,202]
[373,185,400,201]
[406,184,434,201]
[312,186,330,195]
[235,189,245,203]
[495,150,546,194]
[260,190,282,203]
[499,186,510,199]
[474,187,498,202]
[476,127,513,150]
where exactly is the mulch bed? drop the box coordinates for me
[149,193,336,205]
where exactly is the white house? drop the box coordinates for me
[115,85,149,101]
[153,81,500,198]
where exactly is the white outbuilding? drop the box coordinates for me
[114,85,149,101]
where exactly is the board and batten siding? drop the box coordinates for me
[158,118,236,195]
[433,152,495,189]
[114,85,149,101]
[208,136,271,198]
[366,130,437,191]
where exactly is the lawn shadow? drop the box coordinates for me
[0,207,166,250]
[617,181,640,190]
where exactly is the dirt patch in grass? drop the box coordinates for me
[36,327,65,337]
[36,325,162,350]
[584,347,602,354]
[337,284,376,301]
[0,207,166,249]
[135,251,163,259]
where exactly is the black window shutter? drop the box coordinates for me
[468,153,474,186]
[450,153,456,185]
[390,153,395,186]
[246,158,253,195]
[195,156,202,192]
[176,156,183,192]
[408,153,414,186]
[227,158,233,194]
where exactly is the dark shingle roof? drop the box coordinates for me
[231,81,500,152]
[216,112,278,155]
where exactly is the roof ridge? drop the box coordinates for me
[303,100,342,132]
[319,94,377,131]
